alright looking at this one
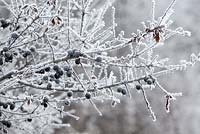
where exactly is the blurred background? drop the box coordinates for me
[1,0,200,134]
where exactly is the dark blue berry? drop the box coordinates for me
[85,92,91,99]
[146,79,153,85]
[121,89,127,95]
[117,87,123,93]
[30,46,36,52]
[54,73,60,79]
[95,57,102,62]
[57,69,63,76]
[67,91,73,97]
[53,65,59,71]
[47,83,52,89]
[44,67,50,72]
[2,47,8,52]
[2,103,8,109]
[136,85,142,90]
[63,65,70,71]
[43,97,49,103]
[66,70,72,77]
[9,103,15,110]
[75,58,81,64]
[27,118,32,122]
[43,76,48,81]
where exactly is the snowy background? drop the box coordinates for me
[1,0,200,134]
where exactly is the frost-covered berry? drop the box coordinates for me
[27,118,32,122]
[75,58,81,64]
[63,65,70,71]
[65,100,70,106]
[53,65,59,71]
[95,57,102,62]
[43,103,48,108]
[57,69,63,76]
[67,50,74,58]
[9,103,15,110]
[4,52,12,59]
[6,121,11,128]
[117,87,123,93]
[67,91,73,97]
[146,79,153,85]
[22,52,28,58]
[85,92,91,99]
[66,70,72,77]
[30,46,36,52]
[121,89,127,95]
[11,33,18,39]
[41,102,48,108]
[47,83,52,89]
[54,73,61,79]
[44,67,50,72]
[3,128,7,133]
[3,103,8,109]
[73,51,83,58]
[135,85,142,90]
[2,47,8,52]
[43,97,49,103]
[2,120,11,128]
[25,50,31,56]
[54,79,60,84]
[67,49,83,58]
[40,69,45,74]
[144,77,148,82]
[43,76,48,81]
[36,69,45,74]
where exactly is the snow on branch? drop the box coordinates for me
[0,0,198,133]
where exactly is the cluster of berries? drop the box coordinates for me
[0,102,15,110]
[143,75,155,85]
[134,75,156,90]
[1,120,12,129]
[0,47,13,65]
[117,87,127,95]
[36,64,73,89]
[0,19,10,29]
[0,46,36,66]
[41,97,49,108]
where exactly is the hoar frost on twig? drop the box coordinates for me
[0,0,199,133]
